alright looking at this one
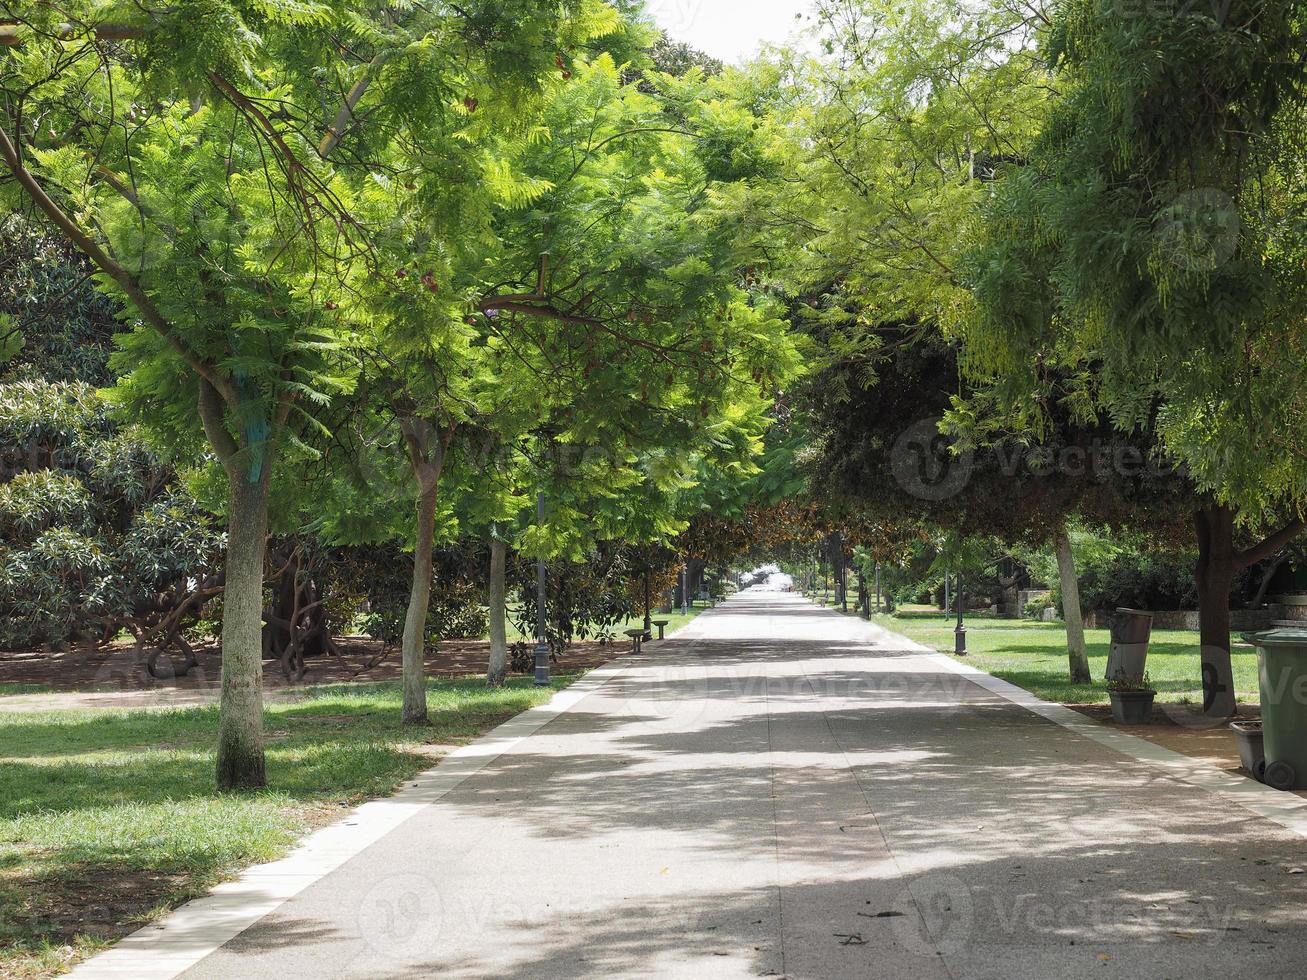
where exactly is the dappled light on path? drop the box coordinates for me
[165,591,1307,979]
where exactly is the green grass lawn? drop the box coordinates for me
[869,612,1257,706]
[0,674,576,978]
[0,684,50,697]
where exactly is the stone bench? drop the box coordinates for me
[624,628,646,654]
[652,619,670,640]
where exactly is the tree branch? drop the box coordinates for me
[1235,516,1305,570]
[477,300,602,328]
[0,22,147,47]
[0,119,236,403]
[318,70,375,158]
[198,377,239,476]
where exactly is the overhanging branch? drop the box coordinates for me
[0,119,236,404]
[0,22,147,47]
[1236,516,1306,570]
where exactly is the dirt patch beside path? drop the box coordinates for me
[1067,702,1307,799]
[0,636,625,711]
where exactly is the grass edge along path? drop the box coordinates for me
[868,611,1256,707]
[0,673,582,980]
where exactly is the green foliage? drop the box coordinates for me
[1072,550,1199,614]
[0,2,802,677]
[0,214,119,385]
[773,0,1049,336]
[330,544,488,647]
[1023,594,1053,621]
[0,380,221,648]
[646,32,723,78]
[963,0,1307,519]
[510,544,650,650]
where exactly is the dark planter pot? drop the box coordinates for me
[1108,689,1155,725]
[1230,721,1266,779]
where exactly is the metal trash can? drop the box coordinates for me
[1242,628,1307,790]
[1106,608,1153,682]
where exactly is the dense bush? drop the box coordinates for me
[1023,594,1053,620]
[0,214,119,386]
[510,544,665,653]
[0,381,222,650]
[1071,550,1199,612]
[1021,529,1256,613]
[333,543,489,650]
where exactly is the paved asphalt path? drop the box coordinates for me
[177,590,1307,978]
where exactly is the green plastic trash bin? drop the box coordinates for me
[1106,608,1153,682]
[1242,627,1307,791]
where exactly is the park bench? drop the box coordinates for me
[652,619,669,640]
[624,628,646,654]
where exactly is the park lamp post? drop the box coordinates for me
[534,491,550,687]
[643,567,652,640]
[954,572,967,656]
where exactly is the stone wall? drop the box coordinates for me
[1271,597,1307,623]
[1082,608,1272,631]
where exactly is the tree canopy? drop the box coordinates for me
[7,0,1307,783]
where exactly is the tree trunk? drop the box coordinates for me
[486,537,508,687]
[1054,525,1091,684]
[401,483,438,725]
[1195,505,1238,718]
[215,472,269,790]
[687,558,706,602]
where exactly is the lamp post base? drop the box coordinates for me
[534,640,551,686]
[954,626,967,656]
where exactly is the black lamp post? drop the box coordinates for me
[533,490,550,687]
[642,567,652,640]
[954,572,967,656]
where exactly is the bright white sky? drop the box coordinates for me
[649,0,815,64]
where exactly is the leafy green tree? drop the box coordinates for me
[767,0,1048,337]
[645,32,723,79]
[328,2,635,723]
[962,0,1307,714]
[754,0,1110,676]
[0,0,627,785]
[385,48,795,709]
